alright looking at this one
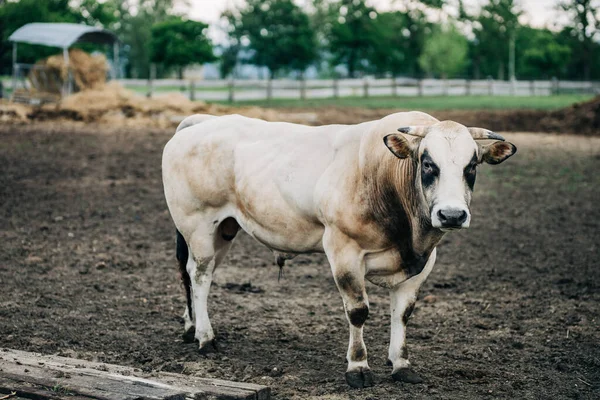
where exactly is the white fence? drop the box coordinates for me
[119,77,600,102]
[2,76,599,102]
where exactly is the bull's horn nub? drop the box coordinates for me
[468,128,505,141]
[398,126,428,137]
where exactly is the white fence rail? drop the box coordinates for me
[2,77,599,102]
[117,77,600,102]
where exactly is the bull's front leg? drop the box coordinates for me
[323,228,373,388]
[388,247,436,383]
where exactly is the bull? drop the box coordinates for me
[162,111,516,388]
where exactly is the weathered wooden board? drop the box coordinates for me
[0,348,270,400]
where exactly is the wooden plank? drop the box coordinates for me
[0,349,269,400]
[0,366,187,400]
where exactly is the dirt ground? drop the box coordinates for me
[0,120,598,400]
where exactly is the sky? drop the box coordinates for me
[184,0,564,44]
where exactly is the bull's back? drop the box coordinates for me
[162,115,357,252]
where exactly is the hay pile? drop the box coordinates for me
[2,82,287,127]
[30,49,108,93]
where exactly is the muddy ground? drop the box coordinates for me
[0,121,598,400]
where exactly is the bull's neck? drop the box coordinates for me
[364,152,443,259]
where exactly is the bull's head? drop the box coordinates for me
[383,121,516,231]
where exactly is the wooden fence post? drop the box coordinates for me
[530,80,535,96]
[300,76,306,100]
[442,79,448,96]
[392,77,398,97]
[189,80,195,101]
[228,78,234,103]
[333,78,339,98]
[12,64,19,98]
[418,79,424,96]
[266,78,272,101]
[465,79,471,95]
[487,77,493,96]
[551,77,558,95]
[147,64,156,98]
[363,78,369,98]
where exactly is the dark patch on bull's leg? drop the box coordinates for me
[401,345,409,359]
[348,305,369,327]
[392,367,423,384]
[176,230,193,320]
[345,367,374,388]
[351,347,367,362]
[182,325,196,343]
[220,217,239,241]
[336,271,363,297]
[403,301,416,325]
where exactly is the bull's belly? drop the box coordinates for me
[235,211,325,253]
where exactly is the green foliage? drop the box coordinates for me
[471,0,522,80]
[151,18,215,77]
[517,27,572,79]
[0,0,81,73]
[557,0,599,79]
[367,12,409,77]
[228,0,317,77]
[418,25,468,78]
[325,0,378,77]
[375,9,431,77]
[219,44,240,79]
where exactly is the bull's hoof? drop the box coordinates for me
[182,326,196,343]
[392,367,423,384]
[345,367,374,388]
[198,339,219,354]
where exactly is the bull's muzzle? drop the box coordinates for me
[433,208,470,230]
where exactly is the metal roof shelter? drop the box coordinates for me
[8,23,119,100]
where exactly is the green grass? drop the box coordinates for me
[219,94,594,110]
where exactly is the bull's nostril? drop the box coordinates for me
[458,210,467,224]
[437,209,446,222]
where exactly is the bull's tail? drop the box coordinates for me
[176,114,216,133]
[176,230,192,318]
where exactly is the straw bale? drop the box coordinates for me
[31,49,108,93]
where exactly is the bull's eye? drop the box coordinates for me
[420,156,439,188]
[421,159,438,176]
[464,163,477,190]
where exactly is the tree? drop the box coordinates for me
[471,0,522,80]
[325,0,379,78]
[368,9,432,78]
[516,27,571,79]
[367,11,409,77]
[557,0,599,79]
[418,24,468,79]
[226,0,317,78]
[150,18,216,79]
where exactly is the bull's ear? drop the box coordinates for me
[480,141,517,165]
[383,134,415,159]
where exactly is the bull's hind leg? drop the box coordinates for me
[388,248,436,383]
[323,228,373,388]
[179,218,239,351]
[176,230,196,343]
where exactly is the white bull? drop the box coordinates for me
[162,111,516,388]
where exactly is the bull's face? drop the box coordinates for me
[384,121,516,231]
